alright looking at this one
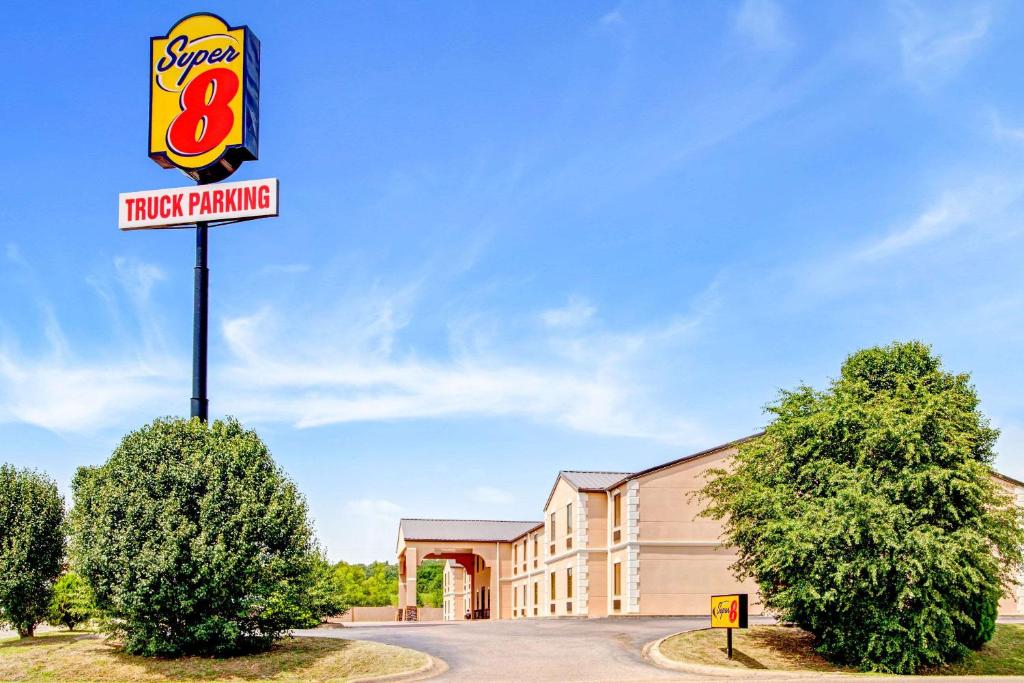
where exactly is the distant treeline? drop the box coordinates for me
[330,560,443,608]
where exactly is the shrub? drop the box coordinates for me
[0,465,65,638]
[701,341,1024,673]
[70,417,332,657]
[48,572,94,631]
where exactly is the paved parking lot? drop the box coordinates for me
[295,616,768,682]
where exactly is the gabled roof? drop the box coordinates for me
[399,518,542,543]
[542,435,766,510]
[994,471,1024,489]
[541,470,632,510]
[561,470,633,491]
[604,432,765,489]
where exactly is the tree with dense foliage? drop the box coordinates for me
[331,561,399,607]
[70,417,334,657]
[47,572,94,631]
[416,561,444,608]
[328,560,443,608]
[0,465,65,638]
[701,341,1024,674]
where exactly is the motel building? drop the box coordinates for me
[396,434,1024,621]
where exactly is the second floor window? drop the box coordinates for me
[549,512,555,540]
[566,502,573,534]
[613,492,621,527]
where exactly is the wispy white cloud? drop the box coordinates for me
[0,354,182,433]
[467,485,516,505]
[598,9,624,28]
[217,285,709,444]
[733,0,792,51]
[541,295,596,329]
[990,110,1024,143]
[856,178,1024,260]
[0,255,183,433]
[0,253,714,447]
[892,0,991,87]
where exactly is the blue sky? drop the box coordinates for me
[2,1,1024,562]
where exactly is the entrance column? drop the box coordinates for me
[398,554,407,613]
[404,547,418,618]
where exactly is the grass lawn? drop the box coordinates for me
[659,624,1024,676]
[0,631,429,682]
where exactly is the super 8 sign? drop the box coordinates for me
[149,13,260,183]
[710,594,748,629]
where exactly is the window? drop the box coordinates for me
[514,544,518,564]
[613,492,622,527]
[533,581,538,605]
[613,562,622,596]
[566,502,573,533]
[567,567,573,598]
[533,535,538,557]
[514,586,518,608]
[550,571,557,600]
[549,512,555,540]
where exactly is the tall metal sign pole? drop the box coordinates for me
[192,220,209,421]
[118,13,279,422]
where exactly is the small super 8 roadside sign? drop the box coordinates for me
[710,593,748,629]
[149,13,260,183]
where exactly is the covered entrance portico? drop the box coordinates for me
[396,518,542,621]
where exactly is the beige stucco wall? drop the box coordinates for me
[995,477,1024,615]
[588,550,608,617]
[631,445,762,616]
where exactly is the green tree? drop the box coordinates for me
[701,341,1024,673]
[70,417,333,657]
[366,562,399,606]
[330,561,399,608]
[0,465,65,638]
[47,572,94,631]
[416,561,444,608]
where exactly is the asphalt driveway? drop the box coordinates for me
[294,616,768,682]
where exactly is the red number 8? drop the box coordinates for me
[167,67,239,157]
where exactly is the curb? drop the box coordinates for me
[642,628,848,679]
[350,653,448,683]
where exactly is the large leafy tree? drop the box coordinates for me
[416,561,444,608]
[701,341,1024,674]
[70,417,334,657]
[47,572,94,631]
[0,465,65,637]
[331,561,399,607]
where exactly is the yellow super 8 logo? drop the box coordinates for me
[710,593,748,628]
[149,13,260,183]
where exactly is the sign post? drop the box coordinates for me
[120,13,276,422]
[192,221,209,422]
[710,593,748,659]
